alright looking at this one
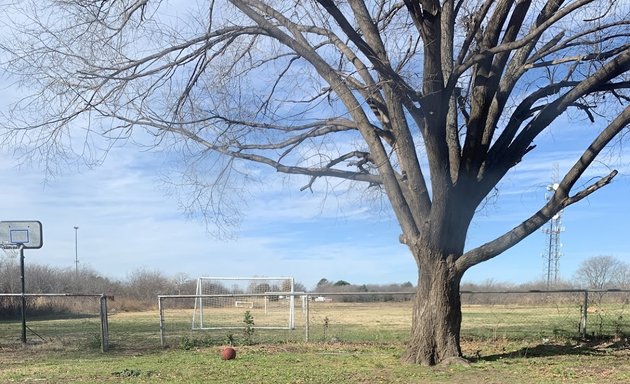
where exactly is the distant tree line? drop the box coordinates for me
[0,257,199,318]
[1,255,628,318]
[312,255,630,303]
[312,278,416,302]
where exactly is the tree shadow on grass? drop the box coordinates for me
[469,337,629,362]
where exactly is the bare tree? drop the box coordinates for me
[613,263,630,289]
[1,0,629,365]
[574,255,630,289]
[171,273,194,295]
[126,268,175,303]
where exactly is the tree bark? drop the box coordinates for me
[402,248,464,365]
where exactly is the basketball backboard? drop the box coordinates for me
[0,221,43,249]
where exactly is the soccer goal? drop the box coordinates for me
[191,277,295,330]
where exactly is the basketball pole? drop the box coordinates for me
[0,221,43,345]
[19,244,26,344]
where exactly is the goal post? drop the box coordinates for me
[192,277,295,330]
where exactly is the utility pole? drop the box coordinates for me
[74,226,79,279]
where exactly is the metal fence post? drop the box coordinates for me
[99,295,109,352]
[158,296,165,348]
[305,294,310,342]
[580,290,588,338]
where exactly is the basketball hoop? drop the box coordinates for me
[0,221,43,249]
[1,242,20,259]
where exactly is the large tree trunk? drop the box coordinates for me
[398,188,474,366]
[402,251,465,365]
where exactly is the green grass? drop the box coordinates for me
[1,302,629,382]
[0,340,628,383]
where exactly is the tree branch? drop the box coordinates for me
[505,48,630,166]
[457,103,630,273]
[300,151,373,191]
[454,0,596,78]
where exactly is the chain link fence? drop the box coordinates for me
[581,290,630,338]
[1,290,628,351]
[159,289,630,347]
[0,293,109,350]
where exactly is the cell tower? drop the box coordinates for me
[542,179,565,288]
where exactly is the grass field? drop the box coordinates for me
[161,300,629,345]
[1,300,629,383]
[1,338,629,383]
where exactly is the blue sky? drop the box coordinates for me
[0,2,628,290]
[0,117,628,290]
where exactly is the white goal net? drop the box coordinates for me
[192,277,295,330]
